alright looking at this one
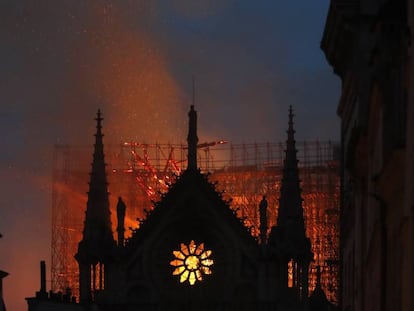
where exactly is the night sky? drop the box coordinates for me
[0,1,339,310]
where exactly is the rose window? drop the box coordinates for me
[170,240,214,285]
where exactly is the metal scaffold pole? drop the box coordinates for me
[51,140,340,303]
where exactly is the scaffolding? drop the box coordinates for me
[51,140,340,303]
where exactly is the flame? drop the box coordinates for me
[67,1,186,144]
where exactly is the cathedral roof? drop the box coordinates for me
[125,168,257,252]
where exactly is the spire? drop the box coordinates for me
[277,105,306,236]
[75,110,116,303]
[83,109,113,237]
[76,110,116,303]
[276,106,312,300]
[77,110,115,257]
[285,105,299,174]
[187,105,198,170]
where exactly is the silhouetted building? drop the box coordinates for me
[0,271,8,311]
[27,107,335,310]
[321,1,414,310]
[26,261,80,311]
[0,233,8,311]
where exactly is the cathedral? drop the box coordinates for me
[27,106,334,311]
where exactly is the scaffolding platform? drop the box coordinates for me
[51,140,340,303]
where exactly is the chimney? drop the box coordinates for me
[35,261,48,299]
[40,261,46,294]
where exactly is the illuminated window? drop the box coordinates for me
[170,240,214,285]
[288,259,294,288]
[90,262,104,301]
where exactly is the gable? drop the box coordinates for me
[123,170,259,303]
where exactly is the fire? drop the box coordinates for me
[71,2,186,144]
[52,141,339,303]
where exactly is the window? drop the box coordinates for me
[170,240,214,285]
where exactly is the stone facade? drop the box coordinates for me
[27,107,334,311]
[321,1,414,310]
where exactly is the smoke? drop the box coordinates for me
[0,2,186,310]
[62,1,188,143]
[0,1,339,310]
